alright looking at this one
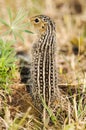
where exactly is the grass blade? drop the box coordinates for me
[7,8,13,24]
[0,18,9,27]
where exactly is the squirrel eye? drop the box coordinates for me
[35,18,39,23]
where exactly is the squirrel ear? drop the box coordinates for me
[42,17,47,22]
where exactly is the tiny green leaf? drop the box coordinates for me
[25,30,34,34]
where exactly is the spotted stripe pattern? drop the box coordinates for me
[31,15,58,108]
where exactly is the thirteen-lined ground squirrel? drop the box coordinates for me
[30,15,59,110]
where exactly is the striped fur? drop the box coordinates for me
[31,15,58,108]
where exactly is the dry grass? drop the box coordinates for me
[0,0,86,130]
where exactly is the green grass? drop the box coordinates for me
[0,8,33,92]
[0,39,16,92]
